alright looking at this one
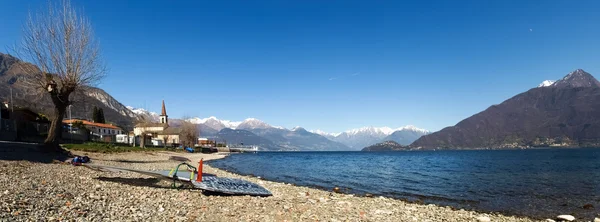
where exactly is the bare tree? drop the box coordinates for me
[14,0,105,150]
[179,118,198,148]
[162,134,172,148]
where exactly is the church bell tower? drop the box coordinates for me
[159,100,168,125]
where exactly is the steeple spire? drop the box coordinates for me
[160,100,168,125]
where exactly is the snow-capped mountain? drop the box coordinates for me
[325,126,429,137]
[120,106,428,150]
[309,129,341,138]
[316,126,430,150]
[126,106,160,121]
[85,89,138,118]
[536,69,600,88]
[178,116,349,151]
[187,116,241,130]
[292,126,305,131]
[236,118,273,130]
[342,126,397,137]
[552,69,600,88]
[181,116,430,150]
[538,80,556,87]
[396,125,430,134]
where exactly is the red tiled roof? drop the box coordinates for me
[63,119,121,130]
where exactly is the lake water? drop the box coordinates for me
[208,149,600,219]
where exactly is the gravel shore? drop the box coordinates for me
[0,148,539,221]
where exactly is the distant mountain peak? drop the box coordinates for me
[345,126,396,136]
[552,69,600,88]
[126,106,159,121]
[237,118,272,129]
[186,116,241,129]
[310,129,341,137]
[342,125,429,136]
[396,125,430,134]
[538,80,556,87]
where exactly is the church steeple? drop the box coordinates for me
[160,100,168,125]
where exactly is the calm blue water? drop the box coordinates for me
[209,149,600,219]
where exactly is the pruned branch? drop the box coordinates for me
[11,0,106,149]
[14,0,105,98]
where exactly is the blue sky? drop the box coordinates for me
[2,0,600,133]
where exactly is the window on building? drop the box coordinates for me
[103,129,106,133]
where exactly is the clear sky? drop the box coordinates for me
[2,0,600,133]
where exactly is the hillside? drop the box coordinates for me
[411,69,600,149]
[362,141,410,151]
[0,53,137,130]
[382,128,430,146]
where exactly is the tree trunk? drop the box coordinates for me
[140,134,145,148]
[43,90,71,152]
[44,103,67,151]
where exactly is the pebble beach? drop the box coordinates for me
[0,147,542,221]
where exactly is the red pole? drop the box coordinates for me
[196,158,203,182]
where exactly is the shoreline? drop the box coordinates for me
[0,149,540,221]
[208,153,548,220]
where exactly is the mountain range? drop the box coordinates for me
[1,51,428,151]
[411,69,600,149]
[127,107,428,151]
[311,126,429,149]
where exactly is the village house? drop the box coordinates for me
[198,138,216,147]
[2,101,48,123]
[133,100,181,147]
[62,119,124,136]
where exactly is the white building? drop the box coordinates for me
[133,100,181,146]
[63,119,124,136]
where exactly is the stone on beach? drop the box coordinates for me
[556,215,575,221]
[333,187,341,193]
[477,216,491,222]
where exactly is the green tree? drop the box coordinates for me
[98,108,105,123]
[72,120,87,130]
[92,106,99,122]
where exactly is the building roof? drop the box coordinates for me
[63,119,122,130]
[135,122,168,127]
[14,108,39,116]
[158,126,182,135]
[161,100,167,116]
